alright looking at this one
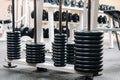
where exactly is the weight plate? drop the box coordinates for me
[72,14,79,22]
[74,36,103,40]
[26,60,45,63]
[77,0,84,8]
[75,56,103,61]
[52,46,66,49]
[53,48,66,51]
[75,64,103,69]
[53,51,66,55]
[75,52,103,57]
[75,60,103,65]
[26,49,45,53]
[53,55,66,58]
[52,43,66,46]
[28,28,34,38]
[75,44,103,48]
[75,48,103,53]
[8,57,20,60]
[74,67,103,73]
[26,43,45,47]
[74,31,103,36]
[26,47,45,50]
[71,0,76,7]
[64,0,71,6]
[74,40,103,44]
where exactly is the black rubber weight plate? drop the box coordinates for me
[75,56,103,61]
[74,31,103,36]
[74,36,103,40]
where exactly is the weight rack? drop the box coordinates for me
[4,0,103,80]
[4,0,21,68]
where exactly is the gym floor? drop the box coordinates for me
[0,33,120,80]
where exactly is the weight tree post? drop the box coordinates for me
[36,0,44,43]
[48,9,54,52]
[91,0,99,30]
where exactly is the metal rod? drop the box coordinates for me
[66,10,69,39]
[34,0,37,43]
[12,0,15,32]
[59,0,63,34]
[88,0,91,31]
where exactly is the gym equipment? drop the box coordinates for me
[43,10,48,21]
[0,20,2,24]
[99,4,115,11]
[62,11,66,21]
[4,0,21,68]
[66,42,75,64]
[68,12,72,22]
[74,0,104,77]
[74,31,103,75]
[7,32,21,60]
[0,20,12,24]
[71,0,76,7]
[77,0,84,8]
[102,16,107,24]
[7,0,21,60]
[20,27,29,36]
[97,15,107,24]
[52,0,67,67]
[49,0,56,4]
[72,13,80,22]
[54,28,59,34]
[109,6,115,10]
[31,10,48,21]
[54,11,59,21]
[26,0,45,64]
[64,0,71,6]
[43,28,49,38]
[28,28,34,38]
[44,0,49,3]
[97,15,103,24]
[104,10,120,50]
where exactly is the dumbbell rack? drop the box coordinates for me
[43,2,84,52]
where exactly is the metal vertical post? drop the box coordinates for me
[36,0,44,43]
[12,0,15,32]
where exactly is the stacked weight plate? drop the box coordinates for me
[7,32,21,60]
[26,43,45,63]
[66,42,75,64]
[52,34,67,67]
[74,31,103,75]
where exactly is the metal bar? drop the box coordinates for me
[59,0,63,34]
[34,0,37,43]
[66,10,68,39]
[113,19,120,50]
[114,31,120,50]
[88,0,91,31]
[12,0,15,32]
[36,0,44,43]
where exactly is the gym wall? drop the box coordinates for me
[0,0,120,23]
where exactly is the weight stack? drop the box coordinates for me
[74,31,103,75]
[7,32,21,60]
[66,42,75,64]
[52,34,67,67]
[26,43,45,63]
